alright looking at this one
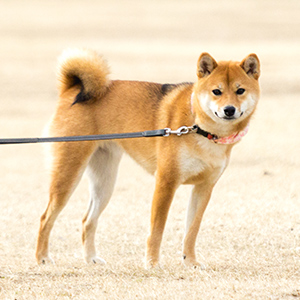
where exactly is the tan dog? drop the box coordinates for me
[36,49,260,268]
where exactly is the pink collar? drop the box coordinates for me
[212,124,249,144]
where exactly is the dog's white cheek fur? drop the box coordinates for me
[240,94,257,117]
[200,92,257,121]
[199,93,219,121]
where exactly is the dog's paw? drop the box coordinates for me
[182,256,206,270]
[37,255,55,265]
[144,257,160,269]
[86,256,107,265]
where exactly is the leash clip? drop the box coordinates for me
[164,126,194,137]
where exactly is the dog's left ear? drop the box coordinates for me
[240,54,260,80]
[197,53,218,78]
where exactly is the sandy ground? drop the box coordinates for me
[0,0,299,299]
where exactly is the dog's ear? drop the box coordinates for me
[240,54,260,80]
[197,53,218,78]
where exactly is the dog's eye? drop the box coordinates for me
[236,88,245,95]
[212,89,222,96]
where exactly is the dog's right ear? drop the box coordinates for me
[240,54,260,80]
[197,53,218,78]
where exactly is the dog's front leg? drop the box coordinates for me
[182,183,213,268]
[146,172,179,268]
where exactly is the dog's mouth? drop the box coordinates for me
[214,111,244,120]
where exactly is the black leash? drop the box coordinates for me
[0,125,216,145]
[0,129,167,145]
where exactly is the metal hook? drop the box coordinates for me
[164,126,194,137]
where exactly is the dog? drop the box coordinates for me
[36,49,260,268]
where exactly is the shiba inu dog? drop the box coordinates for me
[36,49,260,268]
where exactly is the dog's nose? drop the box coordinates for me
[224,106,236,117]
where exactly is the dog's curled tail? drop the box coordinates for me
[57,48,110,104]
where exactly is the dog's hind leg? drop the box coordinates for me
[36,141,97,264]
[82,143,122,264]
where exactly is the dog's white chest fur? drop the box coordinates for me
[179,139,229,184]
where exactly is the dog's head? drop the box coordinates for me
[192,53,260,130]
